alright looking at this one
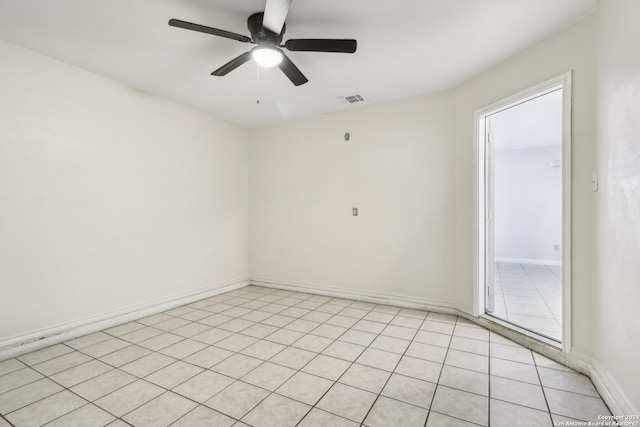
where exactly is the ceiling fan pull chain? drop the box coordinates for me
[256,65,261,105]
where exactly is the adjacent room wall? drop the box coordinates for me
[249,91,459,307]
[593,0,640,413]
[495,145,563,263]
[0,42,249,345]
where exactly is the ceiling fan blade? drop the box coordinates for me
[263,0,292,35]
[285,39,357,53]
[169,19,251,43]
[278,52,308,86]
[211,52,252,76]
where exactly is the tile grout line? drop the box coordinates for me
[229,292,368,424]
[99,287,299,426]
[345,306,424,426]
[1,319,543,422]
[78,288,350,424]
[1,289,273,425]
[137,286,309,426]
[0,337,595,421]
[0,300,455,388]
[0,323,579,424]
[0,413,15,427]
[1,288,283,425]
[533,352,615,424]
[25,346,236,426]
[167,289,365,426]
[247,292,401,425]
[169,289,326,425]
[488,326,492,427]
[118,287,297,426]
[0,285,609,427]
[296,302,428,424]
[532,345,557,426]
[69,334,595,426]
[495,262,508,317]
[283,297,392,426]
[520,263,563,329]
[156,287,605,423]
[423,316,463,427]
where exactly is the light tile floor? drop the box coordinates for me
[491,262,562,341]
[0,285,612,427]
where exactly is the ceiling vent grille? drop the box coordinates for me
[338,94,367,104]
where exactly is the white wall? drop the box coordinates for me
[492,89,564,151]
[249,91,459,307]
[494,146,563,263]
[593,0,640,413]
[0,42,249,345]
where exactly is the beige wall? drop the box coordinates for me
[249,92,458,307]
[594,0,640,413]
[0,42,249,344]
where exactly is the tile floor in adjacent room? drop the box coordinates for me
[0,285,609,427]
[491,262,563,341]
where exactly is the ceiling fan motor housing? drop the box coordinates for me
[248,12,285,46]
[168,2,356,86]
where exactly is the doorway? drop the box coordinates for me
[476,74,571,347]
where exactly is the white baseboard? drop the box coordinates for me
[0,277,249,361]
[570,350,639,418]
[249,277,471,316]
[251,276,636,419]
[496,257,562,266]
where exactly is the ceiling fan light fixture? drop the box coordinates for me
[252,47,283,68]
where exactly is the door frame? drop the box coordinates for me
[473,72,572,352]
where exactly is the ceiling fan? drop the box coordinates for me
[168,0,357,86]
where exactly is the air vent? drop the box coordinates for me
[338,94,367,104]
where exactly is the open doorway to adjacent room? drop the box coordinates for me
[477,74,571,346]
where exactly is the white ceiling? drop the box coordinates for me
[0,0,595,128]
[493,89,563,151]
